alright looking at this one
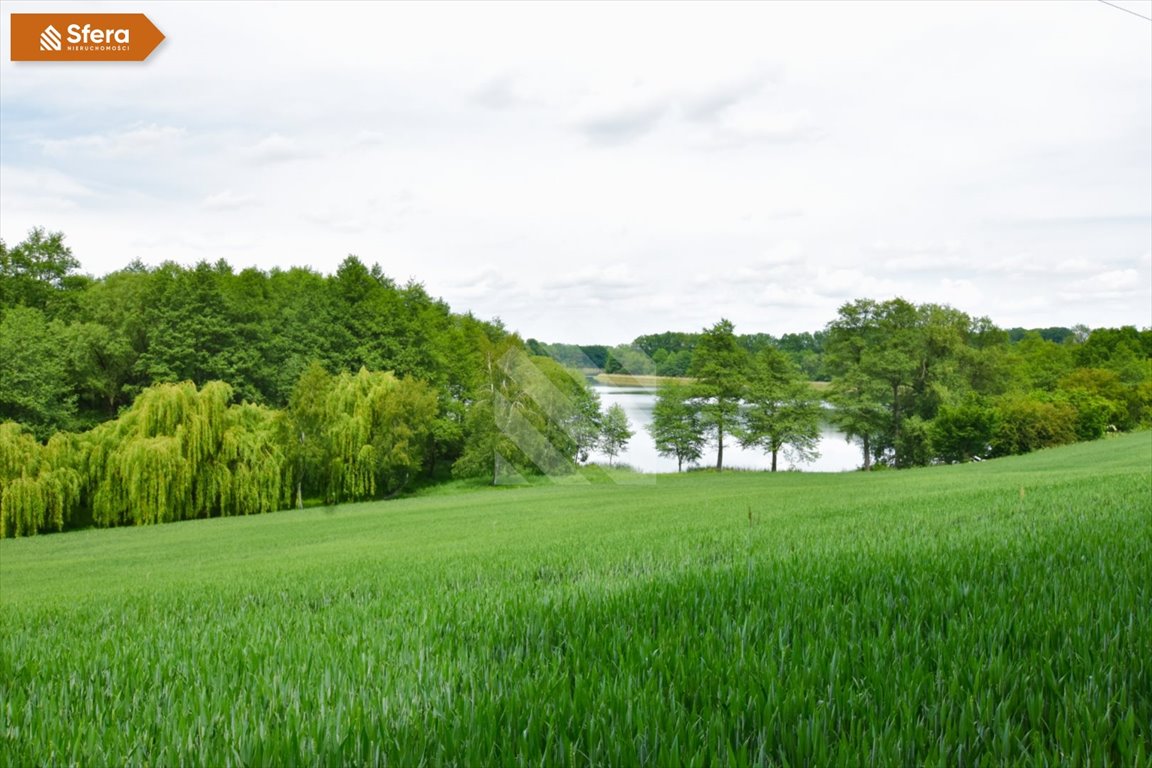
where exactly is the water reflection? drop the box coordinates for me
[584,385,862,473]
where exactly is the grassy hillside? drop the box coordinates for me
[2,433,1150,766]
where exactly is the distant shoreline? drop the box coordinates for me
[592,373,693,387]
[593,373,830,391]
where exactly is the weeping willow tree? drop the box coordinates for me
[87,381,288,528]
[6,371,430,535]
[308,368,437,503]
[0,423,84,537]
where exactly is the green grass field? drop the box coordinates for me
[2,433,1150,766]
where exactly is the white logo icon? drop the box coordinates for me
[40,25,62,51]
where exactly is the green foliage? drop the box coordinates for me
[0,424,83,537]
[1,379,291,537]
[820,299,1134,469]
[1059,367,1140,431]
[133,262,262,401]
[825,298,970,468]
[647,381,706,472]
[738,348,822,471]
[284,363,440,503]
[690,319,749,471]
[284,360,335,505]
[0,227,81,313]
[603,345,656,376]
[597,404,633,466]
[931,400,997,463]
[62,321,136,422]
[1075,325,1152,369]
[86,381,287,527]
[2,245,506,451]
[1,434,1149,765]
[893,414,934,468]
[455,338,602,483]
[826,385,888,470]
[0,306,76,439]
[989,395,1078,457]
[322,369,437,502]
[1010,331,1076,391]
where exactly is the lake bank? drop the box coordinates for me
[586,383,861,472]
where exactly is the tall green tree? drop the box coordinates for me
[63,322,136,422]
[0,227,81,313]
[648,382,706,472]
[133,261,260,401]
[321,369,437,502]
[738,348,822,472]
[598,404,633,467]
[454,335,522,484]
[826,368,889,470]
[284,361,335,507]
[689,319,749,471]
[824,300,886,470]
[454,338,600,483]
[825,299,977,468]
[0,306,76,439]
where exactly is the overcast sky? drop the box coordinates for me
[1,1,1149,342]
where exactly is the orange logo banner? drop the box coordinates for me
[10,14,165,62]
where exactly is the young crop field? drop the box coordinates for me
[1,433,1149,766]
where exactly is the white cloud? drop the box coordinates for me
[710,107,818,146]
[473,75,535,111]
[0,166,96,211]
[36,124,186,157]
[202,190,256,211]
[541,265,646,299]
[244,133,311,164]
[577,102,668,145]
[1057,269,1144,302]
[679,69,776,122]
[811,267,901,300]
[753,284,823,309]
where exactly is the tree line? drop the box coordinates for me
[529,329,826,380]
[644,305,1150,474]
[2,228,1149,536]
[531,324,1111,384]
[0,229,634,536]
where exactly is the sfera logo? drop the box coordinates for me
[39,25,62,52]
[11,14,164,62]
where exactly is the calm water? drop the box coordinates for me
[585,384,862,473]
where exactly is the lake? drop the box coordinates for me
[585,384,862,473]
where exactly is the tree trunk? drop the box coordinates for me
[862,434,872,471]
[716,429,724,471]
[891,381,901,467]
[771,449,778,472]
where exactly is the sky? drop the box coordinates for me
[1,0,1150,343]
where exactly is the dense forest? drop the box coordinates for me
[2,228,1149,537]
